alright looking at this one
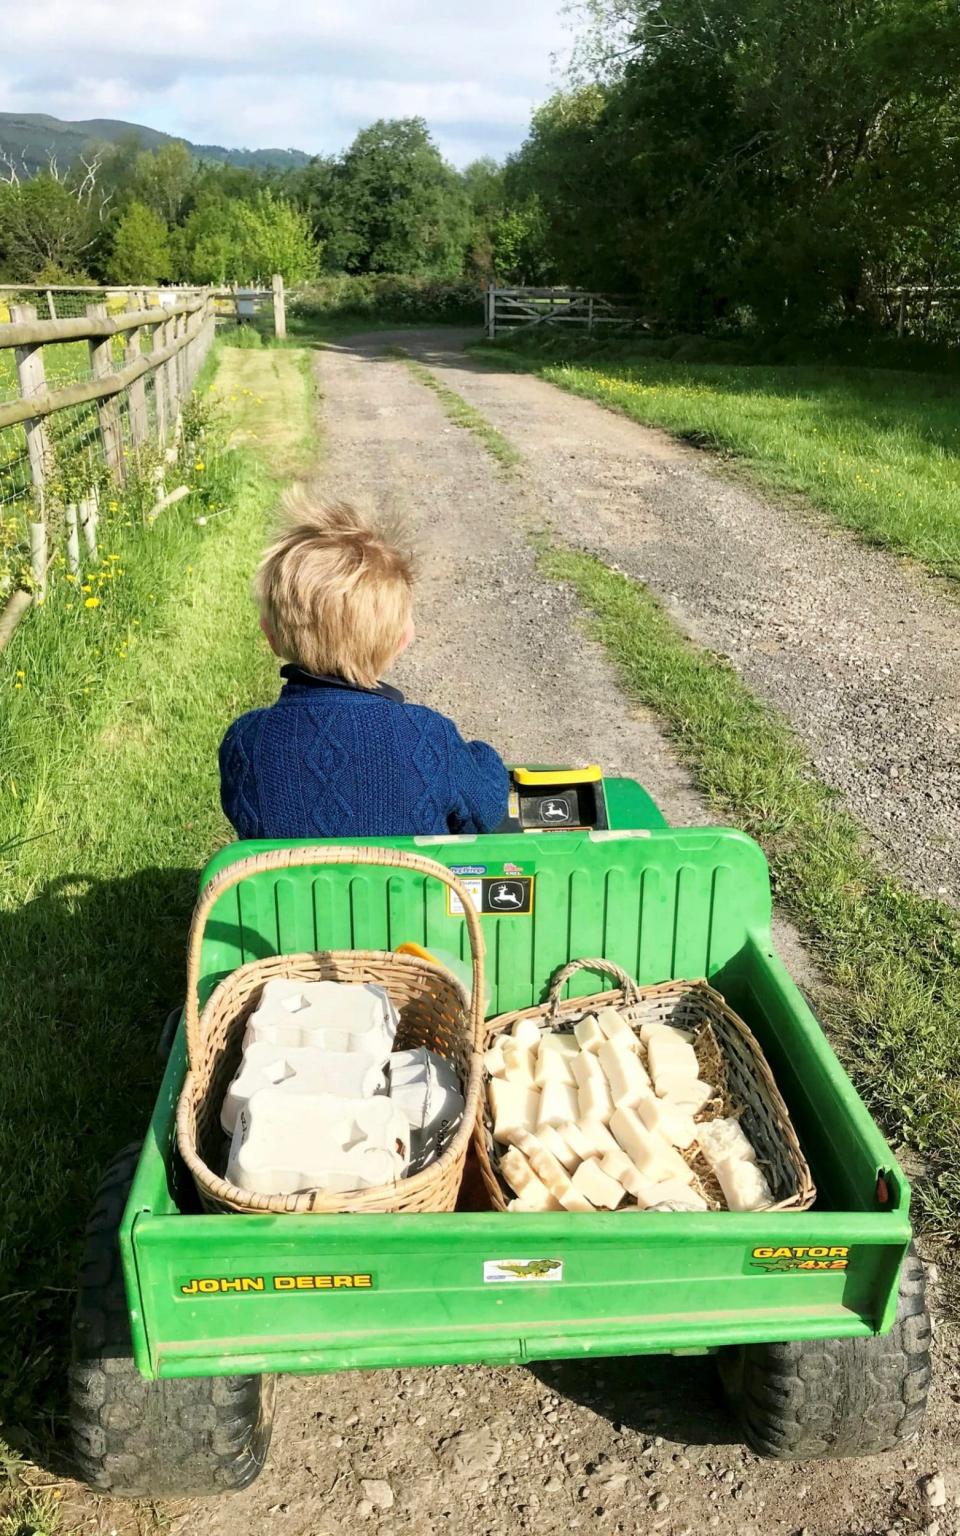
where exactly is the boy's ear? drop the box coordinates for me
[259,614,281,655]
[395,617,415,659]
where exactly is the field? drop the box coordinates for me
[480,343,960,581]
[0,339,313,1503]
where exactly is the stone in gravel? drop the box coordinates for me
[439,1426,503,1477]
[921,1474,947,1509]
[544,1477,563,1494]
[356,1500,373,1519]
[650,1493,670,1513]
[361,1480,395,1512]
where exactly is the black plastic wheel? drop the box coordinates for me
[69,1143,276,1498]
[718,1246,931,1459]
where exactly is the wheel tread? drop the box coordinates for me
[69,1143,274,1497]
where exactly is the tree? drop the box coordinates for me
[107,200,172,283]
[315,119,471,276]
[514,0,960,329]
[174,190,319,284]
[0,173,97,279]
[132,141,194,224]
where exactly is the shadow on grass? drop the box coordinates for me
[0,865,198,1465]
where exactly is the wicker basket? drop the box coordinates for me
[176,846,486,1214]
[474,958,815,1214]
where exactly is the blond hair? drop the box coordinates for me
[254,490,414,688]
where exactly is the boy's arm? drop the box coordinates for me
[219,719,261,839]
[444,722,510,833]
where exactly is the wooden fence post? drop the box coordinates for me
[177,312,190,399]
[162,313,180,438]
[46,289,57,321]
[486,285,496,340]
[80,495,99,563]
[897,290,906,339]
[9,304,51,501]
[65,503,81,576]
[152,314,168,445]
[272,273,286,339]
[29,521,47,600]
[124,297,149,453]
[87,302,125,481]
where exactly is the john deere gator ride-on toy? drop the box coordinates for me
[69,767,931,1497]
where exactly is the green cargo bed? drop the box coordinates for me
[120,779,909,1381]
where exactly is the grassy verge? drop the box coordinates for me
[476,340,960,580]
[0,341,313,1521]
[392,348,520,469]
[539,542,960,1230]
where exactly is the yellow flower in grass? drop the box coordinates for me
[109,500,119,511]
[81,584,92,594]
[108,553,120,562]
[194,461,205,472]
[13,682,23,691]
[16,670,25,679]
[84,596,101,609]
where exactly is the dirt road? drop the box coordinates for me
[395,330,960,907]
[171,333,958,1536]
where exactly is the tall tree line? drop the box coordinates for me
[3,1,959,335]
[509,0,960,329]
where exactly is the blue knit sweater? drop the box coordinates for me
[219,665,509,840]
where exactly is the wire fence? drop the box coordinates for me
[0,289,219,633]
[0,277,286,645]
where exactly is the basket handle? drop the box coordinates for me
[547,956,639,1017]
[184,845,486,1073]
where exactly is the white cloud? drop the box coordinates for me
[3,0,574,164]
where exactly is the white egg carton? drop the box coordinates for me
[220,1041,386,1134]
[226,1090,411,1197]
[388,1047,465,1171]
[243,977,398,1055]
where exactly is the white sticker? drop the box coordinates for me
[448,879,482,916]
[483,1258,563,1284]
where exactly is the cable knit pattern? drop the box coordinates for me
[220,673,509,840]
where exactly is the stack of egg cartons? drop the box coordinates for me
[486,1005,774,1213]
[222,978,464,1197]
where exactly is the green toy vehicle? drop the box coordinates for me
[69,768,931,1497]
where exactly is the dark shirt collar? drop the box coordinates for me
[279,663,404,703]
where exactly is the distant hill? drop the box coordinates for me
[0,112,312,175]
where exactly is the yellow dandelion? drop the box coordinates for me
[81,584,92,594]
[109,500,119,511]
[194,461,205,472]
[14,682,23,691]
[16,669,25,679]
[108,553,120,562]
[84,596,101,609]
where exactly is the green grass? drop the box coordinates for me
[0,342,313,1494]
[479,341,960,580]
[538,541,960,1230]
[392,348,520,469]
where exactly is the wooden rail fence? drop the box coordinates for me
[485,285,642,339]
[0,275,287,648]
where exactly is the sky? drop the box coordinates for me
[1,1,576,166]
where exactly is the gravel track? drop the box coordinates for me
[399,330,960,906]
[61,331,958,1536]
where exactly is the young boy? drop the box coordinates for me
[219,493,509,840]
